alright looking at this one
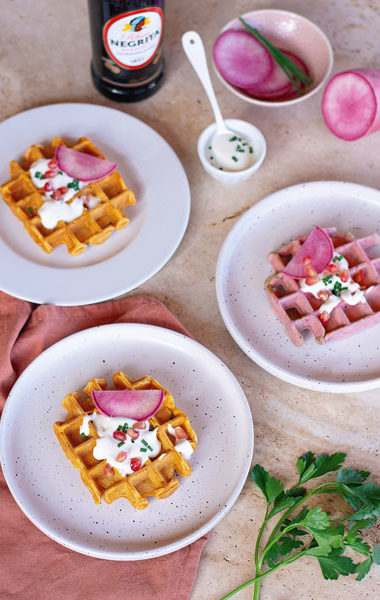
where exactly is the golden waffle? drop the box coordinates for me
[265,229,380,345]
[53,372,197,510]
[0,137,136,255]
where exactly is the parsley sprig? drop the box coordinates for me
[219,452,380,600]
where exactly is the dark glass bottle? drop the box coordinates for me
[87,0,165,102]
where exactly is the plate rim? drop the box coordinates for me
[216,180,380,393]
[0,322,254,560]
[0,102,191,306]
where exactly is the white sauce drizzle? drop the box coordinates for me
[300,252,367,314]
[80,413,160,476]
[29,158,100,229]
[167,423,194,460]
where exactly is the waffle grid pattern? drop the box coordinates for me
[53,372,197,510]
[0,137,136,255]
[265,231,380,346]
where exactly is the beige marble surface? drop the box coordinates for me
[1,0,380,598]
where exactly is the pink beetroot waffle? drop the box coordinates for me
[265,229,380,346]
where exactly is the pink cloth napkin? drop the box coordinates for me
[0,291,208,600]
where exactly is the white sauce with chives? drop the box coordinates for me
[80,413,160,476]
[29,158,100,229]
[300,252,367,314]
[207,133,254,172]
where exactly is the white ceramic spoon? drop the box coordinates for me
[182,30,252,172]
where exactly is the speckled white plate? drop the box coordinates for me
[216,181,380,393]
[0,323,254,560]
[0,103,190,305]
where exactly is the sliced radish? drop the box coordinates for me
[244,51,308,98]
[322,70,380,141]
[56,145,117,182]
[213,30,272,89]
[283,227,334,279]
[91,389,164,420]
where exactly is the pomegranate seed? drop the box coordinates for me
[305,276,319,285]
[317,290,330,302]
[354,269,364,284]
[175,427,187,440]
[113,430,126,441]
[52,190,62,201]
[133,421,146,430]
[126,427,139,440]
[340,270,349,283]
[327,264,338,274]
[116,451,127,462]
[104,464,114,478]
[44,182,53,192]
[45,169,57,178]
[48,159,58,168]
[130,457,141,472]
[320,311,329,323]
[58,186,68,194]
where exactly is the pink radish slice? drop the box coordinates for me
[283,227,334,279]
[322,71,379,141]
[56,145,117,182]
[213,30,272,88]
[91,389,164,420]
[244,51,308,98]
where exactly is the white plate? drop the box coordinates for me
[0,103,190,305]
[0,323,254,560]
[216,181,380,393]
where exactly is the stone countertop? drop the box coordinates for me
[1,0,380,598]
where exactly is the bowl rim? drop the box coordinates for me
[213,8,334,107]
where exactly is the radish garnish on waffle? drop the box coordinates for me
[265,228,380,345]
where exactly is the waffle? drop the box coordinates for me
[265,229,380,345]
[53,372,197,510]
[0,137,136,255]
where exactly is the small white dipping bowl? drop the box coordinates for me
[198,118,266,184]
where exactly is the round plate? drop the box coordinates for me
[0,103,190,305]
[0,323,254,560]
[216,181,380,393]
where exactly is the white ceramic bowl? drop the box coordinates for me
[213,9,334,107]
[198,118,266,184]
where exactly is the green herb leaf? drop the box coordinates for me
[268,487,306,518]
[316,548,356,580]
[355,557,373,581]
[296,452,346,484]
[250,464,284,505]
[345,534,371,557]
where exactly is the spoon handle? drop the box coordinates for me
[182,31,228,134]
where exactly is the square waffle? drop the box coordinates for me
[53,372,197,510]
[0,137,136,255]
[265,229,380,346]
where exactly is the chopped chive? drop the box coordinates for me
[208,146,212,150]
[169,413,174,419]
[149,424,154,431]
[232,156,238,162]
[140,448,147,452]
[147,444,153,451]
[117,425,122,431]
[131,439,135,443]
[219,167,224,171]
[237,148,245,153]
[249,147,253,154]
[210,156,214,160]
[80,433,87,440]
[58,170,63,175]
[229,136,237,142]
[26,207,34,216]
[142,439,149,447]
[117,441,125,447]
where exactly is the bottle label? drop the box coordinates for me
[103,7,163,70]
